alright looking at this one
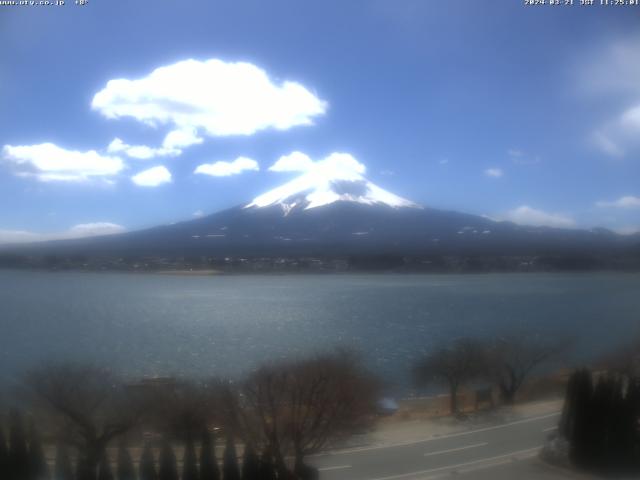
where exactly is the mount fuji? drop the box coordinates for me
[2,157,639,270]
[245,153,420,214]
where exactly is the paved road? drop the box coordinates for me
[309,411,572,480]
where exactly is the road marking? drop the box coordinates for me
[423,451,539,480]
[311,411,560,457]
[368,446,542,480]
[318,464,351,471]
[542,426,557,432]
[424,442,487,457]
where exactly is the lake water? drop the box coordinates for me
[0,270,638,392]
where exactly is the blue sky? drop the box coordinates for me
[1,0,639,242]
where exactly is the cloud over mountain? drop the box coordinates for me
[267,151,366,177]
[596,195,640,209]
[500,205,576,228]
[91,59,327,138]
[268,151,315,172]
[0,222,126,245]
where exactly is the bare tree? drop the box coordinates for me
[242,351,379,473]
[485,333,570,404]
[414,338,486,415]
[25,363,143,479]
[143,379,217,442]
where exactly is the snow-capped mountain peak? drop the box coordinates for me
[245,153,421,213]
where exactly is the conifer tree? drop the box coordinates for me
[590,375,611,469]
[240,443,259,480]
[559,370,579,439]
[158,441,178,480]
[0,425,9,479]
[222,436,240,480]
[199,430,219,480]
[181,437,198,480]
[53,443,73,480]
[75,453,93,480]
[98,450,115,480]
[564,369,595,468]
[562,369,640,475]
[8,409,29,480]
[28,419,49,480]
[293,458,318,480]
[625,377,640,472]
[605,376,626,470]
[256,450,275,480]
[138,444,157,480]
[116,443,136,480]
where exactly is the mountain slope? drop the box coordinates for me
[7,200,637,260]
[2,165,639,262]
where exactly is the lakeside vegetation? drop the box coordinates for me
[1,351,378,480]
[1,333,639,479]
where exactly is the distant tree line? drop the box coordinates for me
[4,251,640,274]
[0,350,379,480]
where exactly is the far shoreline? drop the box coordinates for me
[1,267,639,277]
[154,269,222,276]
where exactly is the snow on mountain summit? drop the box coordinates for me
[245,152,421,213]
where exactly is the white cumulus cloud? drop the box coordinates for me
[91,58,327,138]
[267,151,366,178]
[194,157,259,177]
[0,222,126,245]
[596,195,640,209]
[2,143,124,182]
[268,151,315,172]
[499,205,576,229]
[67,222,127,237]
[107,138,179,160]
[162,127,203,150]
[484,168,503,178]
[0,229,40,244]
[131,165,172,187]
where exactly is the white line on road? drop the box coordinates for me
[368,446,542,480]
[312,411,560,457]
[318,464,351,471]
[542,426,557,432]
[423,442,487,457]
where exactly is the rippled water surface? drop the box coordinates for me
[1,270,638,389]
